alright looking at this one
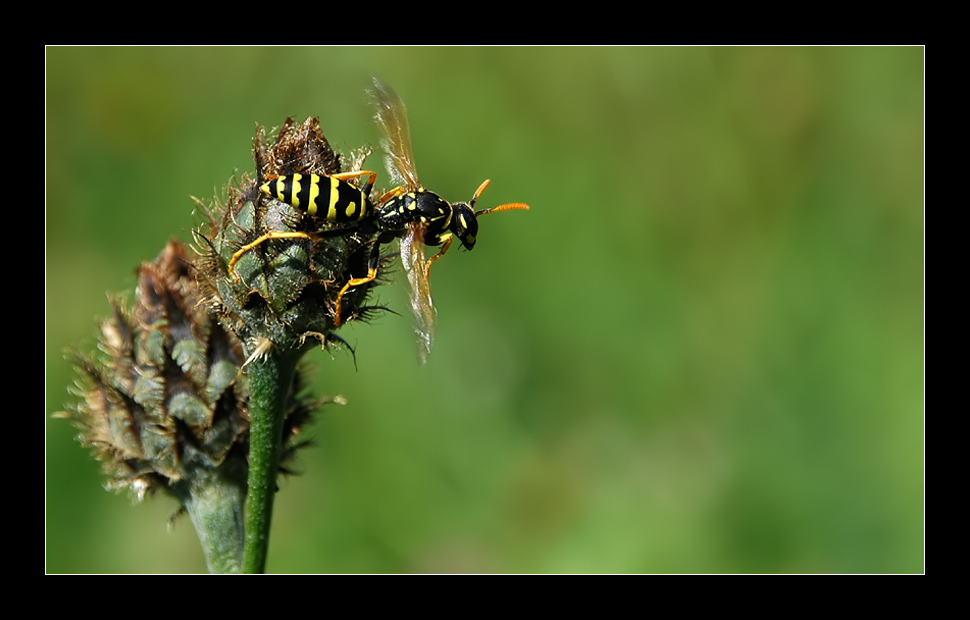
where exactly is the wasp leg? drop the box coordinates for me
[424,236,453,283]
[334,241,383,326]
[378,186,408,203]
[331,170,377,196]
[227,231,317,279]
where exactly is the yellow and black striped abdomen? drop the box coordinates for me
[260,173,371,223]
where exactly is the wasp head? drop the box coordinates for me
[450,180,529,251]
[451,202,480,251]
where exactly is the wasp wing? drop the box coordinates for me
[370,77,421,191]
[399,222,436,363]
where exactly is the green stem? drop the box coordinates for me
[243,349,300,574]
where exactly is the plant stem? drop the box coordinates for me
[243,348,301,574]
[175,466,247,574]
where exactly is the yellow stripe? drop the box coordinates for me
[308,175,321,215]
[291,174,303,209]
[327,176,341,220]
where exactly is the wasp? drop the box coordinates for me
[228,80,529,359]
[363,77,530,362]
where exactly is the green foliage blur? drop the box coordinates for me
[46,47,923,573]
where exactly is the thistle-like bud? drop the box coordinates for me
[60,240,321,572]
[193,117,385,359]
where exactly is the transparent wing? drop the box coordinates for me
[370,77,421,191]
[400,222,436,363]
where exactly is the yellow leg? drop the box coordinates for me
[334,238,386,326]
[424,236,453,283]
[333,266,378,326]
[227,231,316,279]
[331,170,377,193]
[378,186,407,203]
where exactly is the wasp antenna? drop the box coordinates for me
[469,179,492,210]
[475,202,530,217]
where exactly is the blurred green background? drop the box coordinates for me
[46,47,923,573]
